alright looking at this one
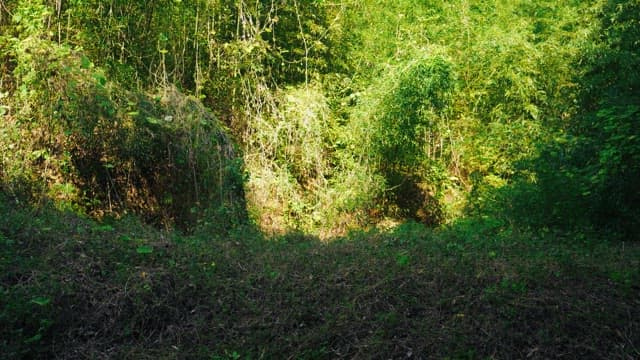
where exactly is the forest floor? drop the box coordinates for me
[1,199,639,359]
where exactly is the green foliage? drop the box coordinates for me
[572,0,640,236]
[1,0,638,238]
[488,0,640,237]
[3,1,640,358]
[334,0,597,230]
[0,17,245,230]
[243,83,370,236]
[374,56,455,171]
[346,53,457,224]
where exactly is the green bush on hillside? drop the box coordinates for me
[0,32,245,230]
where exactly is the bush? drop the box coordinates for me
[0,33,245,230]
[363,54,456,224]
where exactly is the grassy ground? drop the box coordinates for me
[1,198,639,359]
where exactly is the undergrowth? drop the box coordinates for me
[2,196,638,359]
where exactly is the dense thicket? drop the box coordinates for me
[0,0,638,236]
[489,0,640,238]
[560,0,639,235]
[2,1,640,358]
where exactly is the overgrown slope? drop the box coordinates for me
[0,4,246,231]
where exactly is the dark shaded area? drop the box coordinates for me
[571,0,640,236]
[472,0,640,240]
[1,198,638,359]
[386,172,444,226]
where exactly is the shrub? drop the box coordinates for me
[0,32,245,230]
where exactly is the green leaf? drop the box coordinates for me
[30,149,48,160]
[80,55,92,69]
[136,245,153,254]
[94,224,114,232]
[24,334,42,344]
[146,117,160,125]
[31,297,50,306]
[93,73,107,86]
[396,253,410,266]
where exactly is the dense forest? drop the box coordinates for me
[1,0,639,358]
